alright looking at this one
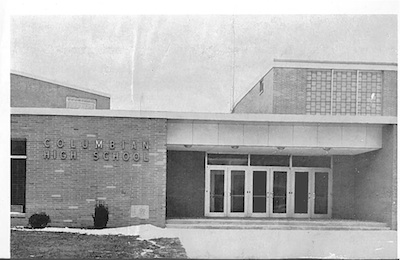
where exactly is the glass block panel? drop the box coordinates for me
[357,71,382,116]
[306,70,332,115]
[332,70,357,115]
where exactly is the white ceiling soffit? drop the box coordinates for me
[167,144,378,156]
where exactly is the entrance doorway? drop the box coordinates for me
[205,166,332,218]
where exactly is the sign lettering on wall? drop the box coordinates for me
[43,139,150,162]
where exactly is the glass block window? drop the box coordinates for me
[66,97,96,109]
[332,70,357,115]
[306,70,332,115]
[306,69,383,116]
[358,71,382,115]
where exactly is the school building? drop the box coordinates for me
[11,59,398,230]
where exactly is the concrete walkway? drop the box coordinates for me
[162,228,397,259]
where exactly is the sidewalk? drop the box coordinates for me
[162,229,397,259]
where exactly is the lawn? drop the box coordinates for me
[11,230,187,258]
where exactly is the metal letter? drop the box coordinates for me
[142,141,149,150]
[82,140,89,149]
[43,151,50,159]
[52,150,57,159]
[57,139,64,148]
[95,140,103,149]
[60,151,67,160]
[133,153,140,162]
[122,152,129,161]
[70,140,76,149]
[112,152,118,161]
[143,151,149,162]
[121,141,125,150]
[132,141,137,150]
[93,152,99,161]
[70,150,77,160]
[44,139,50,148]
[103,151,109,161]
[109,140,115,150]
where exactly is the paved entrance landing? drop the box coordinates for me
[164,228,397,259]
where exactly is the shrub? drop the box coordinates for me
[92,204,109,229]
[29,212,51,229]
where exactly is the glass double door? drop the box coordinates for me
[205,166,332,218]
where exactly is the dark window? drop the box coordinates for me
[250,155,290,167]
[11,139,26,213]
[11,139,26,155]
[11,159,26,211]
[292,156,331,168]
[207,154,248,166]
[259,80,264,93]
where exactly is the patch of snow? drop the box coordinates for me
[11,224,176,240]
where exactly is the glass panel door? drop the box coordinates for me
[272,170,288,216]
[210,169,225,213]
[293,171,310,216]
[228,169,246,215]
[252,171,267,214]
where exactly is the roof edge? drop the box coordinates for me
[11,70,111,98]
[233,67,274,111]
[11,107,397,125]
[274,59,398,67]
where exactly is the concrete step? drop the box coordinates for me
[165,219,390,230]
[165,223,390,230]
[166,218,388,226]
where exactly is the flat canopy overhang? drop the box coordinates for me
[11,107,396,156]
[10,107,397,124]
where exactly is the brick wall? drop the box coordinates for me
[332,156,356,220]
[11,74,110,109]
[273,68,307,114]
[11,115,167,228]
[166,151,205,218]
[353,125,397,229]
[382,71,397,116]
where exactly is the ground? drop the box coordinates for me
[11,230,187,259]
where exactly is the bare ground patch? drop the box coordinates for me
[11,230,187,258]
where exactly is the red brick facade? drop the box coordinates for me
[11,115,167,227]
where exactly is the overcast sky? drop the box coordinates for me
[11,15,397,112]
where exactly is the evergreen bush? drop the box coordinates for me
[92,204,109,229]
[28,212,51,228]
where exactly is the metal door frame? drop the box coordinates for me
[205,165,332,219]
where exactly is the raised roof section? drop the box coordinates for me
[233,59,397,116]
[11,71,111,109]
